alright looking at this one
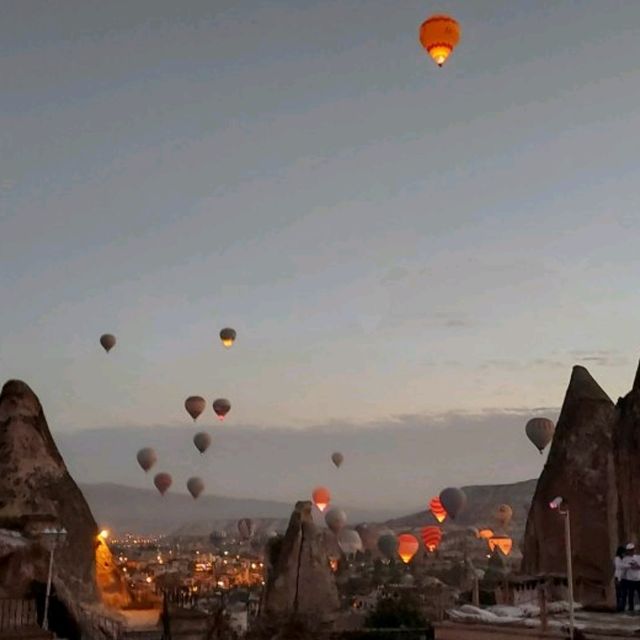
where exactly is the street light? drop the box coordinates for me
[549,496,574,640]
[40,526,68,631]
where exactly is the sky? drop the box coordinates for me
[2,1,640,508]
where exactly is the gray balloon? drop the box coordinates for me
[525,417,555,454]
[331,452,344,468]
[377,532,398,560]
[136,447,157,473]
[100,334,116,353]
[187,477,204,499]
[439,487,467,519]
[193,432,211,454]
[338,529,363,557]
[325,508,347,534]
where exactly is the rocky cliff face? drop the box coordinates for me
[0,380,130,632]
[522,365,631,607]
[262,500,339,622]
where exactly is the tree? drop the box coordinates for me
[365,591,429,629]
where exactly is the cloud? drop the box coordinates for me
[56,408,558,513]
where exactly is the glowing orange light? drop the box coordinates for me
[488,536,513,556]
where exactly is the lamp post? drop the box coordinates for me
[40,526,67,631]
[550,497,574,640]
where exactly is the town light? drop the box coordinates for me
[99,529,109,540]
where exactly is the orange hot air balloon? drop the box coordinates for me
[488,535,513,556]
[479,528,495,540]
[397,533,420,564]
[312,487,331,512]
[419,14,461,68]
[421,526,442,552]
[429,497,447,524]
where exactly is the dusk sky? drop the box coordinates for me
[2,1,640,508]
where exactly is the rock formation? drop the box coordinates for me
[522,364,639,608]
[0,380,130,637]
[262,500,339,622]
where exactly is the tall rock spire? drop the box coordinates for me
[521,366,617,607]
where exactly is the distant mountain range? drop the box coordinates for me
[79,479,538,536]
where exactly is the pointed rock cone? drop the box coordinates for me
[522,365,616,607]
[262,500,339,619]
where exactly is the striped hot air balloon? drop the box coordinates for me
[488,535,513,556]
[429,497,447,524]
[421,526,442,553]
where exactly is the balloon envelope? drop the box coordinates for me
[193,432,211,454]
[397,533,420,564]
[377,532,398,560]
[100,334,116,353]
[238,518,256,540]
[526,418,555,453]
[220,328,237,349]
[325,508,347,534]
[495,504,513,528]
[356,524,381,552]
[154,472,172,496]
[331,452,344,468]
[439,487,467,519]
[419,14,461,67]
[489,535,513,556]
[429,497,447,524]
[213,398,231,421]
[136,447,157,473]
[187,477,204,499]
[421,526,442,552]
[312,487,331,512]
[337,529,363,557]
[185,396,206,422]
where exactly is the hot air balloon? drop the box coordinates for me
[419,14,461,67]
[325,508,347,534]
[136,447,157,473]
[356,524,381,552]
[210,530,227,545]
[478,528,494,540]
[193,432,211,454]
[187,477,204,499]
[219,328,237,349]
[439,487,467,520]
[100,334,116,353]
[238,518,256,540]
[397,533,420,564]
[331,452,344,468]
[526,418,555,454]
[421,526,443,552]
[185,396,206,422]
[495,504,513,528]
[154,472,172,496]
[488,535,513,556]
[312,487,331,512]
[429,497,447,524]
[338,529,363,558]
[213,398,231,421]
[377,532,398,561]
